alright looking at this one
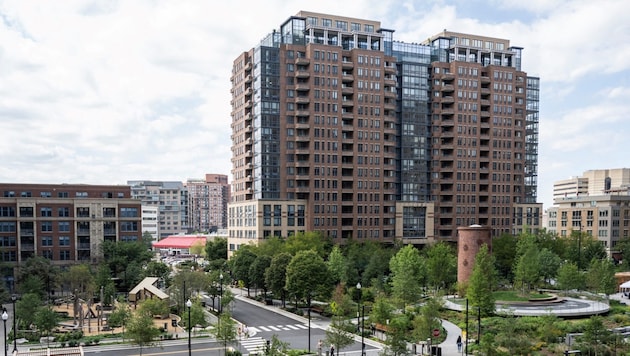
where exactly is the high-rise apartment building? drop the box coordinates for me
[0,183,142,287]
[128,181,188,239]
[186,174,230,232]
[228,11,541,252]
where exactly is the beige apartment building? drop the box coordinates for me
[548,168,630,254]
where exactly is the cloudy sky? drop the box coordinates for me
[1,0,628,209]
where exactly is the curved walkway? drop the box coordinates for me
[443,295,610,317]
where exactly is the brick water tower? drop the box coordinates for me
[457,224,492,284]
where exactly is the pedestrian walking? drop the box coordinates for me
[330,344,335,356]
[317,340,323,356]
[457,335,462,352]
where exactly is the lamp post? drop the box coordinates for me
[2,308,8,356]
[577,220,583,270]
[356,282,361,333]
[219,273,223,314]
[361,305,365,356]
[11,295,16,353]
[186,299,192,356]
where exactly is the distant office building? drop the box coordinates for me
[0,183,142,287]
[553,176,589,201]
[228,11,541,253]
[141,205,159,242]
[185,174,230,232]
[548,168,630,254]
[128,181,188,239]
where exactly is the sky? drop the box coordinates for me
[1,0,629,210]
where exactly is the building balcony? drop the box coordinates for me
[441,84,454,92]
[295,57,310,65]
[296,70,310,78]
[342,60,354,69]
[342,74,354,82]
[384,64,396,74]
[296,83,310,91]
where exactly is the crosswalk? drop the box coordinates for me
[239,336,267,355]
[247,323,309,333]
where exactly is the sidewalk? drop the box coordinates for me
[231,287,462,356]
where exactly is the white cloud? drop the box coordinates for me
[0,0,628,211]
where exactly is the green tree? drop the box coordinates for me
[211,311,237,356]
[492,233,517,282]
[381,315,412,356]
[265,334,289,356]
[616,238,630,270]
[389,245,424,308]
[327,245,348,285]
[127,309,160,356]
[249,255,272,297]
[538,248,562,285]
[284,231,330,258]
[63,264,95,301]
[94,263,116,306]
[181,301,209,329]
[205,237,228,261]
[17,256,58,299]
[325,285,355,356]
[513,243,541,292]
[18,275,45,297]
[139,298,169,318]
[466,244,496,316]
[579,316,611,355]
[265,252,292,307]
[370,295,394,326]
[107,301,132,340]
[556,262,584,291]
[425,242,457,292]
[34,307,60,347]
[102,240,153,290]
[412,297,443,342]
[363,247,393,292]
[143,261,171,287]
[16,293,42,329]
[286,250,331,307]
[585,258,616,295]
[229,246,257,295]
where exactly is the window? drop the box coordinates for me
[3,191,15,197]
[59,222,70,232]
[0,207,15,217]
[59,236,70,246]
[42,250,53,260]
[41,207,52,217]
[0,222,15,232]
[120,207,138,217]
[57,191,69,198]
[19,207,34,217]
[59,250,71,261]
[41,236,53,246]
[21,191,32,197]
[120,222,138,232]
[40,191,51,198]
[58,207,70,217]
[41,221,53,232]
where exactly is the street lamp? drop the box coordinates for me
[11,295,16,353]
[356,282,361,333]
[219,273,223,314]
[361,305,365,356]
[2,308,8,356]
[186,299,192,356]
